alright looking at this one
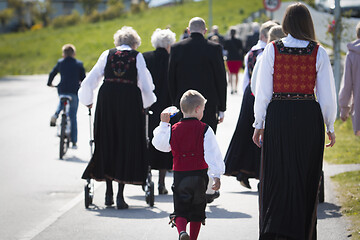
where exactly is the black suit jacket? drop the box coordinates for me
[168,33,227,123]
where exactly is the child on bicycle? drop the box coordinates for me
[152,90,225,240]
[47,44,86,148]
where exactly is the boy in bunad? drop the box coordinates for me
[152,89,225,240]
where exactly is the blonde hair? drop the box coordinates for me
[62,44,76,57]
[260,20,278,42]
[268,25,286,43]
[151,28,176,49]
[180,90,207,114]
[113,26,141,49]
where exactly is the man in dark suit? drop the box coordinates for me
[168,17,227,133]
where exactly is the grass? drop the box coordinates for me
[324,119,360,164]
[0,0,263,77]
[324,119,360,239]
[331,171,360,239]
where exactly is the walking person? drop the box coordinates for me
[143,28,176,194]
[339,21,360,136]
[78,26,156,209]
[168,17,227,203]
[47,44,86,149]
[223,27,244,94]
[152,90,225,240]
[224,21,277,189]
[252,3,337,239]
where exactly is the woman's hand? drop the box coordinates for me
[253,128,264,148]
[87,104,93,109]
[326,131,336,147]
[212,177,221,191]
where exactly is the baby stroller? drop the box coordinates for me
[84,108,155,208]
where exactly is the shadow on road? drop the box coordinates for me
[61,156,89,164]
[229,191,259,196]
[85,204,169,219]
[207,205,252,219]
[128,194,173,203]
[317,202,342,219]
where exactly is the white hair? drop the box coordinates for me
[113,26,141,49]
[151,28,176,49]
[188,17,206,33]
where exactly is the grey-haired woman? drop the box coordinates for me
[79,26,156,209]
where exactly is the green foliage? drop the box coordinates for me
[0,0,263,77]
[324,120,360,164]
[0,8,14,27]
[331,171,360,239]
[83,10,102,23]
[79,0,102,15]
[101,2,125,21]
[51,11,81,29]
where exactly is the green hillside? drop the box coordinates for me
[0,0,263,77]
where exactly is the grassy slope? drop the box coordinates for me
[324,119,360,164]
[0,0,263,76]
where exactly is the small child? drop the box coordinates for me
[47,44,86,148]
[152,90,225,240]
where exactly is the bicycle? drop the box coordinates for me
[56,95,72,159]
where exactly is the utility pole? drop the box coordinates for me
[208,0,213,29]
[334,0,341,117]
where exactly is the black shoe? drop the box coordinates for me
[158,185,168,195]
[105,194,114,206]
[240,178,251,189]
[179,231,190,240]
[206,191,220,203]
[116,197,129,209]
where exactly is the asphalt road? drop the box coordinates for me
[0,74,355,240]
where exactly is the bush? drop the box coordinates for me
[102,2,125,20]
[52,11,81,28]
[84,10,102,23]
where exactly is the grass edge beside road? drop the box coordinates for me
[325,119,360,239]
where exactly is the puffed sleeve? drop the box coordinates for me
[136,53,157,108]
[253,43,274,129]
[78,50,109,106]
[204,127,225,179]
[315,46,337,133]
[152,122,172,152]
[338,52,353,119]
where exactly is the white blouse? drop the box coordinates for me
[242,40,267,93]
[78,45,157,108]
[253,34,337,133]
[152,121,225,179]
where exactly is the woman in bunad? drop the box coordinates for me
[78,26,156,209]
[143,28,176,195]
[252,3,337,239]
[223,21,277,189]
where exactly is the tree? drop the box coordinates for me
[0,8,14,28]
[7,0,26,29]
[32,0,53,27]
[79,0,102,15]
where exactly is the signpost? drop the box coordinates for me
[263,0,281,19]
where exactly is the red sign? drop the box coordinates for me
[263,0,281,12]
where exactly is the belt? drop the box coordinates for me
[104,78,135,84]
[272,92,315,101]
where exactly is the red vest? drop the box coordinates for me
[170,118,209,171]
[273,40,319,94]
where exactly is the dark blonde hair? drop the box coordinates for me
[62,44,76,57]
[282,3,316,42]
[268,25,286,43]
[180,90,207,114]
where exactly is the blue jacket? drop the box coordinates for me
[47,57,86,95]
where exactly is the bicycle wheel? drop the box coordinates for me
[59,115,68,159]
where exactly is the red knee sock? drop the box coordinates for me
[175,217,188,234]
[190,221,201,240]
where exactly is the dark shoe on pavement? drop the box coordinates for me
[72,143,78,149]
[240,178,251,189]
[158,185,168,195]
[179,231,190,240]
[105,194,114,206]
[116,197,129,209]
[206,191,220,203]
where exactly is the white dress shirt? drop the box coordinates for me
[242,40,267,93]
[78,45,157,108]
[253,34,337,133]
[152,121,225,179]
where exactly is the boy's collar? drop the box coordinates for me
[180,117,198,121]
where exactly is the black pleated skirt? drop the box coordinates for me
[224,84,261,178]
[259,99,325,240]
[82,81,148,185]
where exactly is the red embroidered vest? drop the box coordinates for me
[170,118,209,171]
[273,40,319,94]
